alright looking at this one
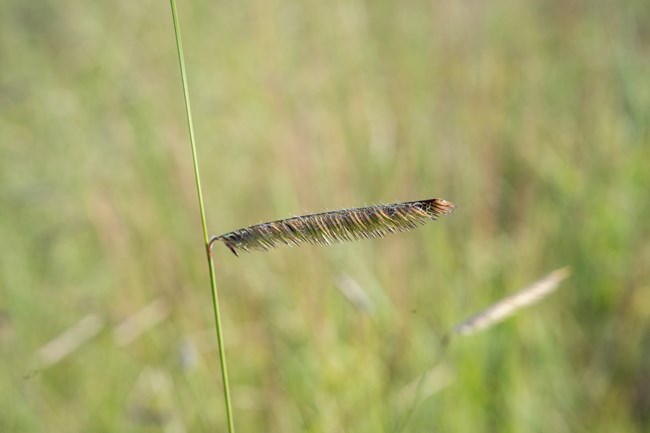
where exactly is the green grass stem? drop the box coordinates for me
[168,1,235,432]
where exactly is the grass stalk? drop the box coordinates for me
[168,1,235,432]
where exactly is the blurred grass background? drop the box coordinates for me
[2,0,650,431]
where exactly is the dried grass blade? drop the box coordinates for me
[37,314,105,368]
[211,198,455,255]
[451,267,571,337]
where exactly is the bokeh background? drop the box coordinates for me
[2,0,649,432]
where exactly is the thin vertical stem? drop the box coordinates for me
[168,1,235,432]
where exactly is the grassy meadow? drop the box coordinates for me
[2,0,650,431]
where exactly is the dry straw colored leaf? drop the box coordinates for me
[37,314,105,368]
[450,267,571,338]
[211,198,455,256]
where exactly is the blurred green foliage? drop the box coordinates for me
[1,0,649,432]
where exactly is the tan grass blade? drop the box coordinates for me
[36,314,105,368]
[335,274,374,312]
[210,198,455,256]
[395,364,455,412]
[450,267,571,338]
[113,298,170,347]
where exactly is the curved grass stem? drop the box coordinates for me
[168,1,235,432]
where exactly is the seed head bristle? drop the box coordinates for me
[211,197,455,256]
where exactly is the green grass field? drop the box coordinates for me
[2,0,649,431]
